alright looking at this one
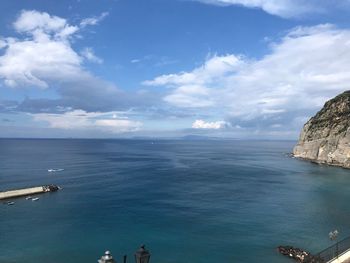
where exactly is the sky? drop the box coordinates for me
[1,0,350,139]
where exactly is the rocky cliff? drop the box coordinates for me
[293,91,350,168]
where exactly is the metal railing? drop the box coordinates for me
[316,236,350,262]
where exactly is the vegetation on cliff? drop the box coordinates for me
[293,91,350,168]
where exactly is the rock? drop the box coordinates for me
[293,91,350,168]
[277,246,324,263]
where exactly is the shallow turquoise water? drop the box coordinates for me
[1,139,350,263]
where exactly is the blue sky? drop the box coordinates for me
[1,0,350,138]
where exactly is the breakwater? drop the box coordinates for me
[0,185,60,200]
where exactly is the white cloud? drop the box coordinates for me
[192,119,229,129]
[0,9,134,118]
[0,10,111,89]
[144,54,242,86]
[0,10,82,88]
[143,55,243,108]
[195,0,349,18]
[0,34,82,88]
[0,10,147,122]
[81,47,103,64]
[144,24,350,131]
[14,10,78,39]
[33,110,142,133]
[80,12,109,28]
[164,85,214,108]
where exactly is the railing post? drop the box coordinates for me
[336,241,339,259]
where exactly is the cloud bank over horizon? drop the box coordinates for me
[145,24,350,136]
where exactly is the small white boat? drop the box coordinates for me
[48,168,64,172]
[25,196,32,200]
[6,201,15,205]
[31,197,39,201]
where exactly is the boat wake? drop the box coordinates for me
[48,168,64,172]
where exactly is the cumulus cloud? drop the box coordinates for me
[195,0,348,18]
[33,110,142,133]
[13,10,79,38]
[144,24,350,133]
[0,35,81,88]
[192,119,229,129]
[0,10,150,115]
[0,10,83,88]
[143,55,243,108]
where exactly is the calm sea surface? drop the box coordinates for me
[1,139,350,263]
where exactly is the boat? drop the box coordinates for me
[48,168,64,172]
[31,197,39,201]
[6,201,14,205]
[25,196,32,200]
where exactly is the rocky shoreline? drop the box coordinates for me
[277,246,324,263]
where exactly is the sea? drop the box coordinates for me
[1,139,350,263]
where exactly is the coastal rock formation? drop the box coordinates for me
[277,246,323,262]
[293,91,350,168]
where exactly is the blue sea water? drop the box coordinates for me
[1,139,350,263]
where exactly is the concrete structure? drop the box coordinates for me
[328,249,350,263]
[0,185,59,200]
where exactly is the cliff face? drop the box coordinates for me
[293,91,350,168]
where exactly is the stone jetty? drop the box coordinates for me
[0,185,60,200]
